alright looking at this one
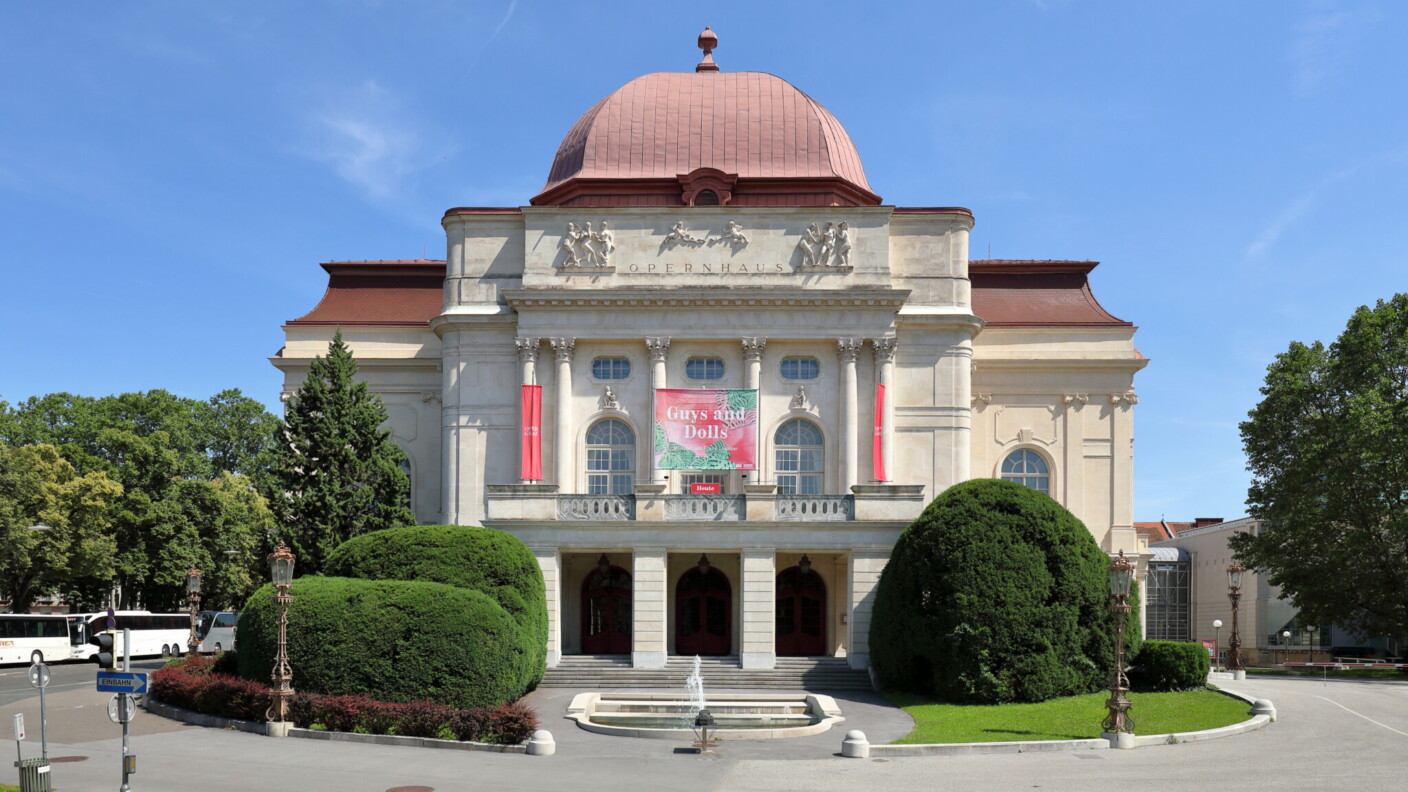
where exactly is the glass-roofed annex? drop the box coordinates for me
[271,29,1149,671]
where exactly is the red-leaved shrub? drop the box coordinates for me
[150,657,535,744]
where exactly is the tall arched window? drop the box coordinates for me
[1001,449,1050,494]
[775,419,823,495]
[586,419,634,495]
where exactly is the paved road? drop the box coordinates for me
[0,670,1403,791]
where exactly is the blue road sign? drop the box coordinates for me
[96,672,148,694]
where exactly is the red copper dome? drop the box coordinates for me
[532,70,880,208]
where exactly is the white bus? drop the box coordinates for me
[196,610,239,653]
[70,611,194,663]
[0,613,88,665]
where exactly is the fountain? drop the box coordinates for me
[565,655,845,740]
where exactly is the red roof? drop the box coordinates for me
[286,260,445,327]
[970,260,1131,327]
[533,71,878,207]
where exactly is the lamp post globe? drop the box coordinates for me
[185,567,202,657]
[1101,551,1136,746]
[1226,562,1245,676]
[266,542,296,723]
[1282,629,1292,666]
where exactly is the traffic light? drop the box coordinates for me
[96,630,117,670]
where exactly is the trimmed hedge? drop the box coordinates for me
[324,524,547,692]
[152,655,536,743]
[235,576,526,709]
[1131,640,1210,691]
[870,479,1142,704]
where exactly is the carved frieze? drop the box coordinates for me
[1110,392,1139,405]
[662,220,705,246]
[558,222,614,267]
[797,221,852,268]
[601,386,620,410]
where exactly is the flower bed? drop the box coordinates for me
[151,655,536,744]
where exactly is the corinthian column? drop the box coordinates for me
[645,337,670,485]
[516,337,540,484]
[551,337,575,490]
[741,337,767,390]
[872,336,898,483]
[837,337,862,491]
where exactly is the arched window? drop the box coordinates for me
[1001,449,1050,494]
[586,419,634,495]
[694,190,719,206]
[775,419,823,495]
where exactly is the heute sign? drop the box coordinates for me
[654,389,758,470]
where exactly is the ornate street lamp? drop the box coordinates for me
[1212,619,1223,672]
[1282,629,1292,666]
[184,567,202,657]
[1102,551,1136,745]
[1307,624,1318,663]
[1226,562,1245,677]
[266,543,296,723]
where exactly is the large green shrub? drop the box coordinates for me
[1131,640,1210,691]
[323,524,546,692]
[235,577,525,709]
[870,479,1140,704]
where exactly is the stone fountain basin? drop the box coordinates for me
[566,692,845,740]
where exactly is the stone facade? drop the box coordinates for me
[272,47,1148,671]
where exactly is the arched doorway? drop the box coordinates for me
[776,556,826,656]
[676,555,731,656]
[581,555,632,655]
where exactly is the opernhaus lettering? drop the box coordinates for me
[626,261,786,273]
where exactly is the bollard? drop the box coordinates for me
[526,730,556,756]
[1251,699,1277,721]
[841,729,869,758]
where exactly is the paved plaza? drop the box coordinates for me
[2,666,1404,791]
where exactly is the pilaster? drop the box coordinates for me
[531,545,561,667]
[837,337,862,491]
[632,547,668,668]
[846,549,890,670]
[551,337,575,490]
[740,548,777,669]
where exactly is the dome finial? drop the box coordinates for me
[696,26,720,73]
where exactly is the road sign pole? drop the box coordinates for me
[38,674,47,762]
[121,627,130,792]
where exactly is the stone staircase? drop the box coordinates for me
[538,655,873,690]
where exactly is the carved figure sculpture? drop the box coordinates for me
[663,220,703,245]
[722,220,749,245]
[592,221,615,265]
[578,221,600,266]
[836,221,852,267]
[559,222,582,266]
[796,223,822,265]
[790,385,808,410]
[603,386,619,409]
[819,222,837,264]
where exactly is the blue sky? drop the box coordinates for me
[2,1,1404,522]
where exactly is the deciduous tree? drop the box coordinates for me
[1234,293,1408,641]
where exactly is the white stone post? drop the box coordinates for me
[645,337,670,485]
[741,337,766,390]
[837,338,862,492]
[846,549,889,670]
[740,548,776,670]
[551,338,575,491]
[517,337,540,484]
[632,547,668,668]
[871,336,897,482]
[532,546,561,667]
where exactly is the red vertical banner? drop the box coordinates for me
[520,384,542,481]
[873,384,887,482]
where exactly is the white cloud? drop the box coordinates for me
[1244,164,1359,258]
[1288,3,1376,98]
[300,80,454,208]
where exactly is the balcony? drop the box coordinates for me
[557,495,636,521]
[663,495,745,521]
[776,494,854,522]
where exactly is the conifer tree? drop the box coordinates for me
[272,331,413,573]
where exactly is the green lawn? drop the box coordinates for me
[889,688,1251,743]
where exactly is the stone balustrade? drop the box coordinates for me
[776,494,855,522]
[663,495,745,521]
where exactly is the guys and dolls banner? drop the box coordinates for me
[653,388,758,470]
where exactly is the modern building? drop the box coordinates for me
[273,30,1148,671]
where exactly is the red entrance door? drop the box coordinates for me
[581,560,632,655]
[776,564,826,656]
[676,563,731,656]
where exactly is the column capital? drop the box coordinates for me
[550,337,576,362]
[645,336,671,362]
[515,336,541,362]
[871,336,898,363]
[836,337,863,362]
[741,336,768,361]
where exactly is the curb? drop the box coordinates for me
[862,688,1272,757]
[143,696,527,754]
